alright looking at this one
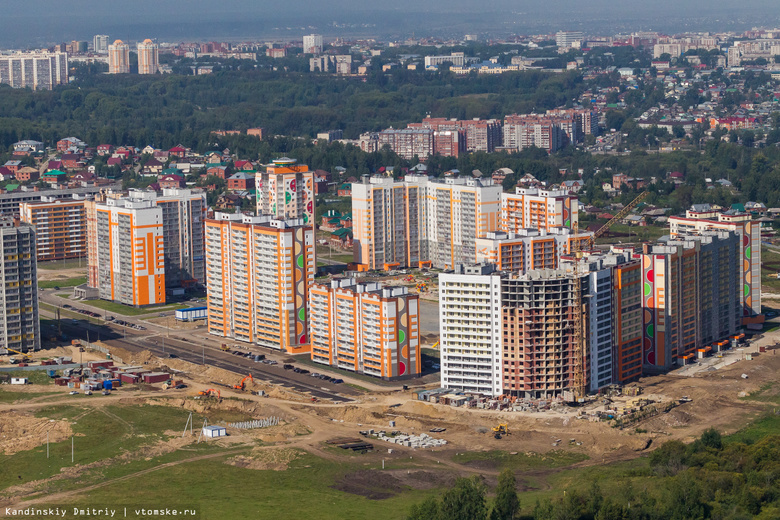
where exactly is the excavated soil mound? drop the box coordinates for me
[332,470,407,499]
[0,411,73,455]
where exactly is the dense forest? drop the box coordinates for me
[407,422,780,520]
[0,67,583,150]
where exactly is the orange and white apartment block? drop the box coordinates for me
[92,196,166,306]
[309,278,420,379]
[351,174,501,270]
[500,186,578,234]
[256,157,315,225]
[475,228,594,272]
[205,213,315,353]
[19,196,87,262]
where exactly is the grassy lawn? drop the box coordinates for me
[0,390,58,403]
[452,449,589,471]
[62,451,442,520]
[39,302,86,320]
[79,299,189,316]
[37,259,87,271]
[38,277,86,289]
[761,246,780,293]
[0,370,56,386]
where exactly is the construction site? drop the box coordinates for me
[2,316,780,519]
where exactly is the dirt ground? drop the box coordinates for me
[36,265,87,282]
[0,411,73,455]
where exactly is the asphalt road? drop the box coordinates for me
[105,335,355,402]
[37,297,356,402]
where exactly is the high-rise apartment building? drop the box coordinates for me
[408,117,502,153]
[92,196,166,306]
[93,35,109,54]
[351,175,501,270]
[137,39,159,74]
[256,158,315,225]
[0,52,68,90]
[641,231,740,372]
[610,254,643,384]
[303,34,323,55]
[439,264,504,395]
[108,40,130,74]
[669,209,760,317]
[86,189,206,295]
[0,219,40,352]
[556,31,584,49]
[205,213,315,353]
[310,278,420,379]
[475,228,593,272]
[377,129,435,160]
[19,197,87,262]
[501,186,578,234]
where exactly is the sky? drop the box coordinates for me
[2,0,780,47]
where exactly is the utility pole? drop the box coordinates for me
[71,437,74,463]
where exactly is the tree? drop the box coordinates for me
[439,476,487,520]
[700,428,723,450]
[406,497,440,520]
[490,469,520,520]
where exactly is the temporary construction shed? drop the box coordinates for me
[202,425,226,438]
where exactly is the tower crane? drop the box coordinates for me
[569,190,649,403]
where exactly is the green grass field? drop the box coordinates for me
[761,246,780,292]
[38,277,86,289]
[79,299,189,316]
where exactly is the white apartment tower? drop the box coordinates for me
[0,52,68,90]
[303,34,323,55]
[93,35,109,53]
[439,265,504,395]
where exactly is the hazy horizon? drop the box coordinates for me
[2,0,780,48]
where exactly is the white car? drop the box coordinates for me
[69,391,79,395]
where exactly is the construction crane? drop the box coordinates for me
[3,347,32,362]
[569,190,649,403]
[233,374,254,391]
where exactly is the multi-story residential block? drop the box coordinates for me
[256,157,315,225]
[351,175,501,270]
[0,218,40,352]
[19,196,87,262]
[93,196,166,306]
[640,231,740,372]
[93,35,109,54]
[556,31,584,49]
[303,34,323,55]
[108,40,130,74]
[408,117,502,153]
[155,189,207,287]
[439,264,504,395]
[205,213,315,353]
[427,177,502,269]
[377,129,435,160]
[309,278,420,379]
[503,114,573,152]
[501,186,578,234]
[0,51,68,90]
[424,52,466,68]
[137,39,159,74]
[609,254,643,384]
[475,228,593,272]
[669,209,760,316]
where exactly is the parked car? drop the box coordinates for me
[69,391,78,395]
[283,364,294,370]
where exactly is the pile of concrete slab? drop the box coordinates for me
[375,431,447,449]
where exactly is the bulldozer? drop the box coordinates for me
[492,423,509,439]
[233,374,254,391]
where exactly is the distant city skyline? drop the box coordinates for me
[2,1,780,48]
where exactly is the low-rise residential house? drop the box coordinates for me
[16,167,39,182]
[226,171,254,191]
[158,173,185,189]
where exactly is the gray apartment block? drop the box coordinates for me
[0,221,40,352]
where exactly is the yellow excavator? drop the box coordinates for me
[492,423,509,439]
